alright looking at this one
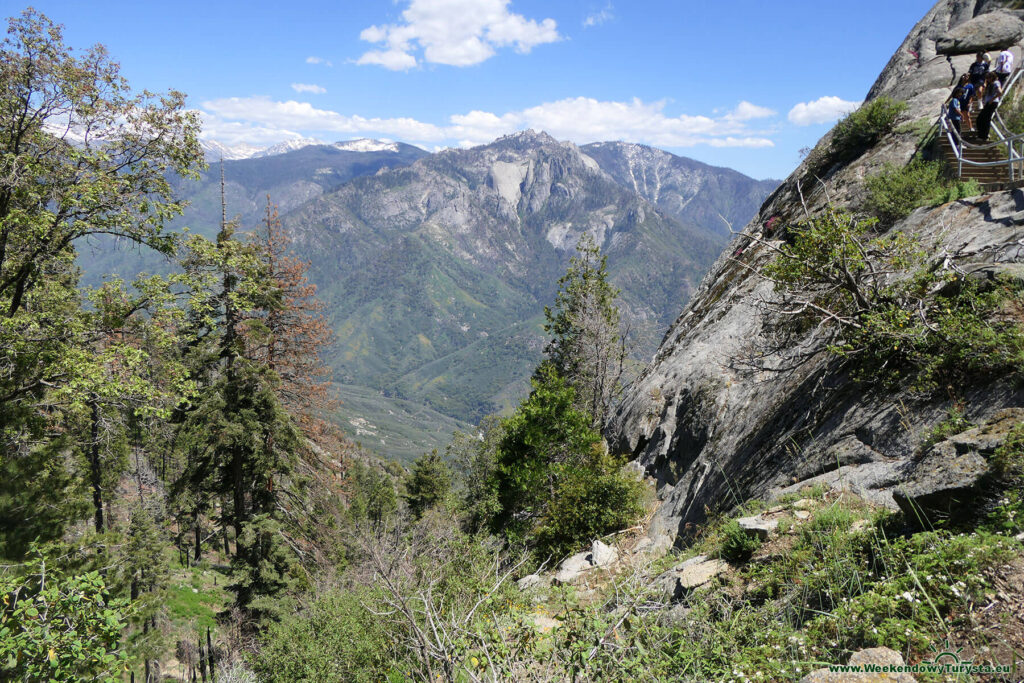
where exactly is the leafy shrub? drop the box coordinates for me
[999,88,1024,137]
[864,159,980,225]
[717,519,761,562]
[848,273,1024,391]
[487,367,603,542]
[804,530,1018,656]
[486,368,646,557]
[249,588,396,682]
[918,407,974,453]
[762,208,1024,392]
[801,97,907,178]
[831,97,908,163]
[0,555,129,682]
[534,453,646,559]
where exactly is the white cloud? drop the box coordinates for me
[583,3,613,27]
[727,101,776,121]
[357,0,561,70]
[201,97,446,143]
[356,49,419,70]
[200,96,776,150]
[787,96,861,126]
[305,56,333,66]
[291,83,327,94]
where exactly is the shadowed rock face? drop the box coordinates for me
[607,0,1024,548]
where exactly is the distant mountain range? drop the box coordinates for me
[79,134,777,460]
[199,137,407,161]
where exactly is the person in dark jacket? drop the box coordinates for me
[969,52,990,95]
[953,74,975,131]
[948,86,964,146]
[977,72,1003,141]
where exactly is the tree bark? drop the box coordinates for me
[89,399,104,532]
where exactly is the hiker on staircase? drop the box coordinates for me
[995,46,1014,88]
[977,72,1003,142]
[948,86,964,147]
[969,51,990,93]
[953,74,975,132]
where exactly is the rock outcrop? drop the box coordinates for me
[608,0,1024,549]
[552,540,621,584]
[654,555,728,602]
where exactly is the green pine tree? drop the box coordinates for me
[542,234,628,429]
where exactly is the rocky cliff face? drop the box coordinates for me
[608,0,1024,548]
[581,141,779,237]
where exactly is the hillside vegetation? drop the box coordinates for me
[4,1,1024,681]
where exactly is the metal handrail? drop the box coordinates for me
[940,67,1024,182]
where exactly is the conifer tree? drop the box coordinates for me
[247,197,335,428]
[405,451,452,519]
[174,183,301,614]
[542,234,628,429]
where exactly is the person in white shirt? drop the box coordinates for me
[995,47,1014,87]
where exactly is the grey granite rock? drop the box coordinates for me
[606,0,1024,547]
[516,574,550,590]
[800,647,916,682]
[654,554,727,602]
[590,540,618,568]
[736,515,779,540]
[554,552,593,584]
[936,11,1024,55]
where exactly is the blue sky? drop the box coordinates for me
[15,0,935,179]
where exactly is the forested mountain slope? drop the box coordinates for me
[83,131,775,460]
[279,131,749,456]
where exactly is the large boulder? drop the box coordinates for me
[590,540,618,568]
[516,574,550,590]
[553,552,593,584]
[736,514,779,540]
[936,11,1024,54]
[654,554,727,602]
[552,540,621,584]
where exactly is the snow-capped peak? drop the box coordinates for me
[252,138,329,158]
[199,139,265,161]
[199,137,403,162]
[333,138,399,153]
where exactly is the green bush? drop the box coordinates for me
[831,97,908,163]
[985,422,1024,534]
[918,407,974,453]
[249,588,397,682]
[717,519,761,563]
[1000,88,1024,136]
[534,453,646,559]
[763,208,1024,392]
[487,366,604,542]
[865,159,981,224]
[804,530,1018,656]
[0,555,129,682]
[486,368,646,557]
